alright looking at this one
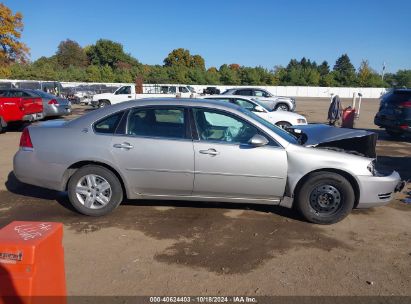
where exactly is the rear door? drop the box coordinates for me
[191,108,287,201]
[110,106,195,197]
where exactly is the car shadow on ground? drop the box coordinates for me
[4,171,303,222]
[3,172,352,275]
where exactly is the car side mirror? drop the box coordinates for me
[248,134,269,147]
[254,105,265,112]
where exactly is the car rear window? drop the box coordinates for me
[94,111,125,134]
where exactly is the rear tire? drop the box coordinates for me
[296,172,355,224]
[99,100,111,108]
[275,103,290,111]
[68,165,123,216]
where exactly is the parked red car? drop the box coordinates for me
[0,89,44,133]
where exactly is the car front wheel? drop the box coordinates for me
[68,165,123,216]
[275,121,292,129]
[296,172,355,224]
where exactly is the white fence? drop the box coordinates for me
[189,85,387,99]
[0,79,387,98]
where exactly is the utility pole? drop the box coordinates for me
[382,62,386,81]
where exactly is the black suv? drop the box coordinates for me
[374,89,411,136]
[203,87,220,95]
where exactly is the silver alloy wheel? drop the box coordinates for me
[276,104,289,111]
[309,184,342,216]
[75,174,112,209]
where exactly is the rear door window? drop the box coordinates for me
[235,89,253,96]
[127,107,187,139]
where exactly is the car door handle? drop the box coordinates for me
[113,142,134,150]
[128,95,132,98]
[199,148,219,156]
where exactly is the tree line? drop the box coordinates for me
[1,3,410,88]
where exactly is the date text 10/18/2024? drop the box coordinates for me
[149,297,257,303]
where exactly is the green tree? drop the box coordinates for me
[205,67,220,84]
[56,39,88,68]
[164,48,205,71]
[190,54,205,70]
[219,64,240,85]
[163,48,191,67]
[87,39,138,68]
[318,61,330,76]
[333,54,356,86]
[392,70,411,88]
[86,65,102,82]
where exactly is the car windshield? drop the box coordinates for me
[250,98,271,111]
[241,108,299,144]
[31,90,56,98]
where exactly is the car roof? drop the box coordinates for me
[392,88,411,93]
[203,94,257,101]
[67,98,243,127]
[226,87,267,91]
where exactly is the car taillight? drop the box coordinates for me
[399,101,411,108]
[48,99,58,105]
[19,128,33,149]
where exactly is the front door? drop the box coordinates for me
[191,108,288,201]
[111,106,194,197]
[112,86,133,104]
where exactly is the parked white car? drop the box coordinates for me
[204,95,307,128]
[91,84,196,108]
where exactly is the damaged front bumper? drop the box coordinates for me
[357,171,404,208]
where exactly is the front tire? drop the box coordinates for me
[275,121,292,129]
[68,165,123,216]
[296,172,355,224]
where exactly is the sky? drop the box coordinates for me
[4,0,411,73]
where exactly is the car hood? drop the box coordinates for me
[289,124,377,158]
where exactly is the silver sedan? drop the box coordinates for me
[29,90,72,118]
[13,98,404,224]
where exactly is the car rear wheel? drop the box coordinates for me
[385,128,404,137]
[275,121,292,129]
[68,165,123,216]
[275,103,290,111]
[296,172,355,224]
